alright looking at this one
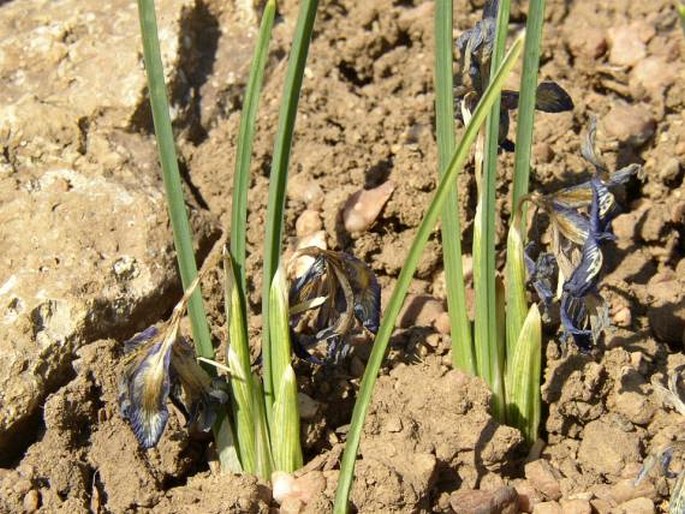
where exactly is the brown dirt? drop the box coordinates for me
[1,0,684,512]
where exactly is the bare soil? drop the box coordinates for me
[1,0,684,512]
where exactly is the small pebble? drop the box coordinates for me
[22,489,40,513]
[514,480,543,512]
[600,478,655,505]
[295,209,322,237]
[602,103,656,148]
[614,497,655,514]
[425,333,441,348]
[613,306,632,327]
[289,174,324,209]
[342,181,395,234]
[533,501,561,514]
[608,24,647,67]
[291,230,327,278]
[303,183,324,210]
[525,460,561,501]
[272,471,296,505]
[434,312,451,335]
[659,158,681,182]
[449,486,518,514]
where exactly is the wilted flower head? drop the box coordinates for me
[524,243,558,308]
[637,371,685,512]
[636,441,685,513]
[118,276,227,448]
[524,118,642,350]
[454,0,573,151]
[289,248,380,364]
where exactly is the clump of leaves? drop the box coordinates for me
[524,118,642,350]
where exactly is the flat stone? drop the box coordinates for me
[614,497,655,514]
[0,0,191,138]
[532,501,562,514]
[0,163,219,460]
[0,0,219,456]
[525,459,562,501]
[601,103,656,148]
[608,24,647,67]
[449,486,518,514]
[578,420,641,477]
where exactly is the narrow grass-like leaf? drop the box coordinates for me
[333,32,525,514]
[504,212,528,361]
[137,0,233,463]
[506,303,542,444]
[679,1,685,34]
[136,0,213,360]
[269,265,294,401]
[231,0,277,294]
[511,0,546,212]
[224,250,258,473]
[252,375,274,479]
[506,0,545,436]
[474,0,510,420]
[272,365,303,472]
[214,411,243,473]
[261,0,319,424]
[434,0,474,373]
[269,265,303,472]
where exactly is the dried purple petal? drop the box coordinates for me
[559,291,608,351]
[119,330,174,448]
[534,81,574,113]
[118,273,225,448]
[525,245,558,306]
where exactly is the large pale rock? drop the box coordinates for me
[0,0,191,130]
[577,420,641,477]
[0,0,221,460]
[0,163,219,460]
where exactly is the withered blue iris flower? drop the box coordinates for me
[558,178,611,350]
[119,327,227,448]
[289,248,380,364]
[454,0,573,151]
[119,326,174,448]
[524,244,558,307]
[524,117,642,350]
[118,275,227,448]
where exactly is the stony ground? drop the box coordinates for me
[0,0,683,512]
